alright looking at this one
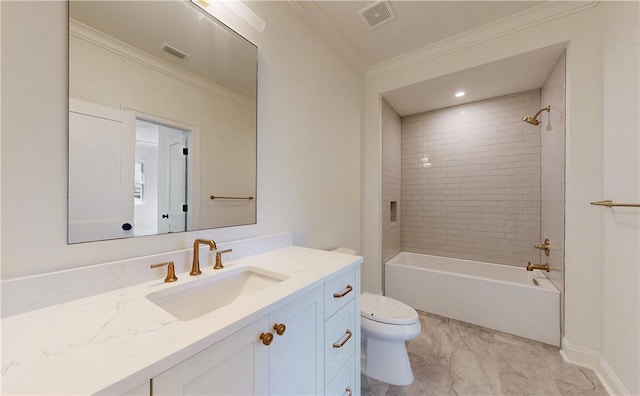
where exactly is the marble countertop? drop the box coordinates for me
[1,246,362,395]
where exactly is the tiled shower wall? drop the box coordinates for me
[401,90,542,266]
[382,99,402,262]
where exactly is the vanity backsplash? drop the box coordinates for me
[1,232,292,318]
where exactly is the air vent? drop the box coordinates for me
[161,43,190,60]
[359,1,396,30]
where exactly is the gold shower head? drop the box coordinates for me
[522,105,550,126]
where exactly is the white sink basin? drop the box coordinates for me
[146,266,288,321]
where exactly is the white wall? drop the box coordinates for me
[0,1,362,279]
[540,52,566,337]
[362,2,638,394]
[381,98,401,263]
[599,2,639,395]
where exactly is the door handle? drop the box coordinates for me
[162,214,169,219]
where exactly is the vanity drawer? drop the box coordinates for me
[325,299,356,385]
[325,354,356,396]
[325,267,356,319]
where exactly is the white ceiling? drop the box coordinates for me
[308,1,548,67]
[383,43,567,116]
[71,1,568,116]
[289,0,568,116]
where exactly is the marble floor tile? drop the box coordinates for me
[362,311,606,396]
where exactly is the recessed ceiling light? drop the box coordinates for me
[455,91,465,98]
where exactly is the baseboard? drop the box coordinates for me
[560,337,600,368]
[595,358,631,396]
[561,337,630,396]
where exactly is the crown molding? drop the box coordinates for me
[69,19,256,108]
[366,1,598,79]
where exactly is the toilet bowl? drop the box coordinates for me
[360,292,421,386]
[330,248,422,386]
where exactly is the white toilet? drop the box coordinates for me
[331,248,422,386]
[360,292,421,385]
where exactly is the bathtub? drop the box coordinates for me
[385,252,560,346]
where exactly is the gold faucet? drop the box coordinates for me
[214,249,233,270]
[526,262,550,272]
[150,261,178,283]
[191,239,217,276]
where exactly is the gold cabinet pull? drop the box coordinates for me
[260,332,274,346]
[346,386,353,396]
[333,285,353,298]
[332,329,352,348]
[273,323,286,336]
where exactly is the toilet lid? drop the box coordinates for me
[360,293,419,325]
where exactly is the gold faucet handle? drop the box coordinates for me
[150,261,178,283]
[534,239,551,256]
[214,249,233,270]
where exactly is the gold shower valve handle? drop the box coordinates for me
[273,323,286,336]
[260,332,274,346]
[534,239,551,256]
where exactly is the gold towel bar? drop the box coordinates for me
[590,199,640,208]
[210,195,255,200]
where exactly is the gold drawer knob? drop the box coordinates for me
[346,386,353,396]
[260,332,274,346]
[273,323,286,336]
[332,329,353,348]
[333,284,353,298]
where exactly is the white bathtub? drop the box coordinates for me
[385,252,560,346]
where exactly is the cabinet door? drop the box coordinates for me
[152,317,269,395]
[268,287,324,395]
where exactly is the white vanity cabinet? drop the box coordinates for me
[152,286,325,395]
[268,286,324,394]
[323,266,359,395]
[151,316,270,394]
[1,244,363,396]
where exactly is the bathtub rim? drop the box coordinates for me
[385,251,559,293]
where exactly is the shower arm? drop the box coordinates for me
[533,105,551,118]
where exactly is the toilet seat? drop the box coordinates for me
[360,292,419,325]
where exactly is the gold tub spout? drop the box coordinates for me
[191,239,217,275]
[527,262,550,272]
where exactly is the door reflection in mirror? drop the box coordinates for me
[134,119,190,237]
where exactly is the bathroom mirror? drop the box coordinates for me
[68,1,257,243]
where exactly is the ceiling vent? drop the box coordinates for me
[358,1,396,30]
[161,43,190,60]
